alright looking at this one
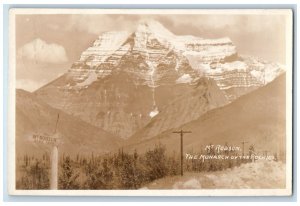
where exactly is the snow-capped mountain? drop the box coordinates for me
[68,19,284,100]
[35,19,285,139]
[192,56,285,101]
[69,20,200,88]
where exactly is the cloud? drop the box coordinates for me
[16,79,48,92]
[17,38,68,63]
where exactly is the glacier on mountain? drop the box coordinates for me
[176,74,193,84]
[149,107,159,118]
[76,71,98,87]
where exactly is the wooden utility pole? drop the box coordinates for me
[241,141,248,156]
[173,130,191,176]
[54,113,60,133]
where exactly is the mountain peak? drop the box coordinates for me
[136,19,175,38]
[35,18,286,140]
[65,19,283,102]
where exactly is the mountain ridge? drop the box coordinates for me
[16,89,123,156]
[123,73,286,157]
[34,19,285,139]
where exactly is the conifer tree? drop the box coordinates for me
[59,156,80,189]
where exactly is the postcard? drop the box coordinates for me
[8,8,293,196]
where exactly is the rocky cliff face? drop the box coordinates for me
[129,77,229,141]
[35,19,285,139]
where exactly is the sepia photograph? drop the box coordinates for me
[8,8,293,196]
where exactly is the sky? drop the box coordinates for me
[15,12,289,92]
